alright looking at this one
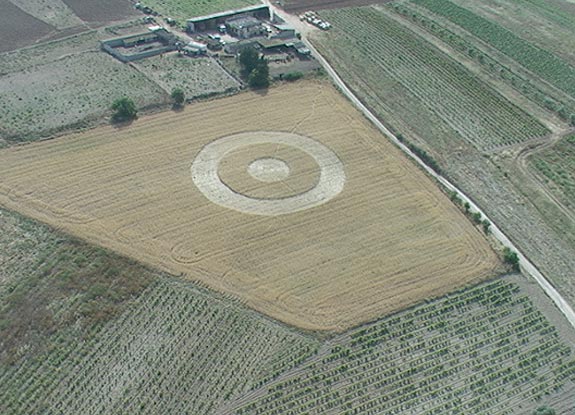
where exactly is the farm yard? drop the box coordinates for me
[134,54,240,100]
[0,26,245,143]
[222,276,575,415]
[0,81,499,332]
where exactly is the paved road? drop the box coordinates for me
[268,3,575,331]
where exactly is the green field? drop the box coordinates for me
[390,1,575,124]
[530,135,575,209]
[412,0,575,100]
[314,7,548,151]
[226,278,575,415]
[140,0,260,21]
[445,0,575,67]
[0,207,319,415]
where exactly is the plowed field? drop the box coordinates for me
[0,81,499,331]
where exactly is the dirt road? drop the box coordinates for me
[266,2,575,331]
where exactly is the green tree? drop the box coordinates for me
[533,406,556,415]
[482,219,491,235]
[239,46,260,77]
[248,60,269,89]
[503,247,520,271]
[171,88,185,107]
[239,46,269,89]
[111,97,137,123]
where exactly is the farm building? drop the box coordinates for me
[272,24,297,39]
[187,5,270,33]
[101,29,179,62]
[225,16,265,39]
[257,38,311,57]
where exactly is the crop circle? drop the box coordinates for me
[248,158,290,182]
[191,131,345,215]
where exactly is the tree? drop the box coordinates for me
[111,97,137,123]
[171,88,185,107]
[239,46,260,77]
[239,46,269,89]
[248,60,269,89]
[503,247,520,271]
[533,407,556,415]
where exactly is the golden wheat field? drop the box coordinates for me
[0,81,500,331]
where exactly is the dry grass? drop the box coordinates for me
[0,81,500,331]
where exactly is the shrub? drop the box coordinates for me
[171,88,185,106]
[111,97,137,123]
[503,247,520,271]
[284,72,304,82]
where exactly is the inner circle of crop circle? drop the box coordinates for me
[248,157,290,183]
[191,131,345,216]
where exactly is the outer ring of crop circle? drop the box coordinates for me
[191,131,346,216]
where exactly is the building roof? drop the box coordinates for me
[226,16,261,30]
[187,4,268,24]
[273,24,294,31]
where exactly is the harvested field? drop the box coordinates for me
[280,0,392,13]
[0,0,55,53]
[134,54,240,99]
[310,4,575,317]
[0,51,167,142]
[0,81,499,331]
[62,0,139,25]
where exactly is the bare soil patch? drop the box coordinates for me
[280,0,393,13]
[62,0,139,26]
[0,0,55,52]
[0,81,500,331]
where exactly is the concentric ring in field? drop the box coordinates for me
[191,131,345,215]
